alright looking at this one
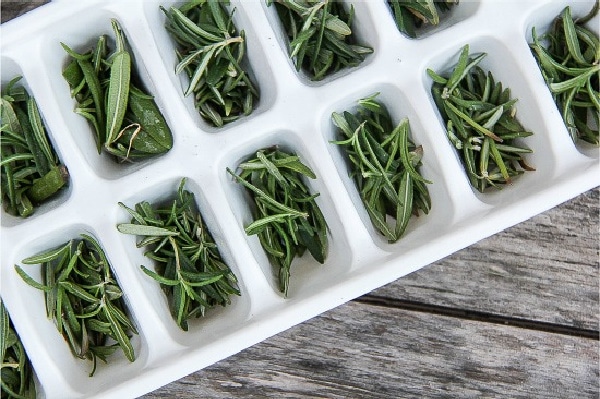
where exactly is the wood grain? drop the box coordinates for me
[143,301,599,399]
[370,189,599,331]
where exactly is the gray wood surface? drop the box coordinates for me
[2,2,598,398]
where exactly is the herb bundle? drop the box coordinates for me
[387,0,458,38]
[267,0,373,80]
[62,19,173,162]
[331,94,431,243]
[1,77,69,217]
[428,44,535,192]
[14,234,137,377]
[117,179,240,331]
[530,3,599,145]
[162,0,259,127]
[227,148,328,296]
[1,300,36,398]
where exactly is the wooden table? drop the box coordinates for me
[3,3,598,398]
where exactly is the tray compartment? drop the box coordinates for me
[4,223,148,398]
[1,56,73,227]
[115,175,252,348]
[219,129,353,299]
[522,0,600,158]
[320,82,457,251]
[39,7,176,180]
[142,0,277,133]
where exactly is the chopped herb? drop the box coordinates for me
[162,0,259,127]
[428,44,535,192]
[331,93,432,242]
[268,0,373,80]
[530,3,599,145]
[117,178,240,331]
[1,76,69,217]
[227,148,328,295]
[15,234,137,377]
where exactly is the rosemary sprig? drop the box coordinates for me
[162,0,259,127]
[388,0,458,38]
[14,234,138,377]
[428,44,536,192]
[530,3,599,145]
[1,299,37,398]
[227,148,328,296]
[117,178,240,331]
[331,93,432,243]
[1,76,69,217]
[267,0,373,80]
[62,19,173,162]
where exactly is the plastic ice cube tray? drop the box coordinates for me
[1,0,598,398]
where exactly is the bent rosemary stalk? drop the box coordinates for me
[388,0,458,38]
[14,234,137,377]
[1,299,36,398]
[268,0,373,80]
[1,76,69,217]
[428,44,535,192]
[162,0,259,127]
[530,3,599,145]
[331,94,432,243]
[62,19,173,162]
[227,148,328,296]
[117,178,240,331]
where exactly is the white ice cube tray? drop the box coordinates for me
[1,0,598,398]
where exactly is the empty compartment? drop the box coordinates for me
[5,223,147,397]
[321,83,457,251]
[142,0,276,133]
[262,0,377,85]
[524,0,599,156]
[1,57,72,227]
[220,129,352,299]
[423,36,558,206]
[115,175,251,347]
[40,9,175,180]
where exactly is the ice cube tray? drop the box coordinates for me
[1,0,598,398]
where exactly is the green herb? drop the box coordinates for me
[1,76,69,217]
[331,93,431,242]
[267,0,373,80]
[117,178,240,331]
[161,0,259,127]
[427,44,535,192]
[530,3,599,145]
[227,148,328,295]
[62,19,173,162]
[14,234,137,377]
[387,0,458,38]
[1,299,36,398]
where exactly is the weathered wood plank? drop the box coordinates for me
[1,1,48,24]
[371,188,599,330]
[143,300,599,399]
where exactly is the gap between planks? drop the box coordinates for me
[355,295,600,340]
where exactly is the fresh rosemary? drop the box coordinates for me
[530,3,599,145]
[62,19,173,162]
[428,44,535,192]
[1,76,69,217]
[1,299,37,398]
[331,93,432,242]
[227,148,328,295]
[387,0,458,38]
[117,178,240,331]
[14,234,138,377]
[267,0,373,80]
[162,0,259,127]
